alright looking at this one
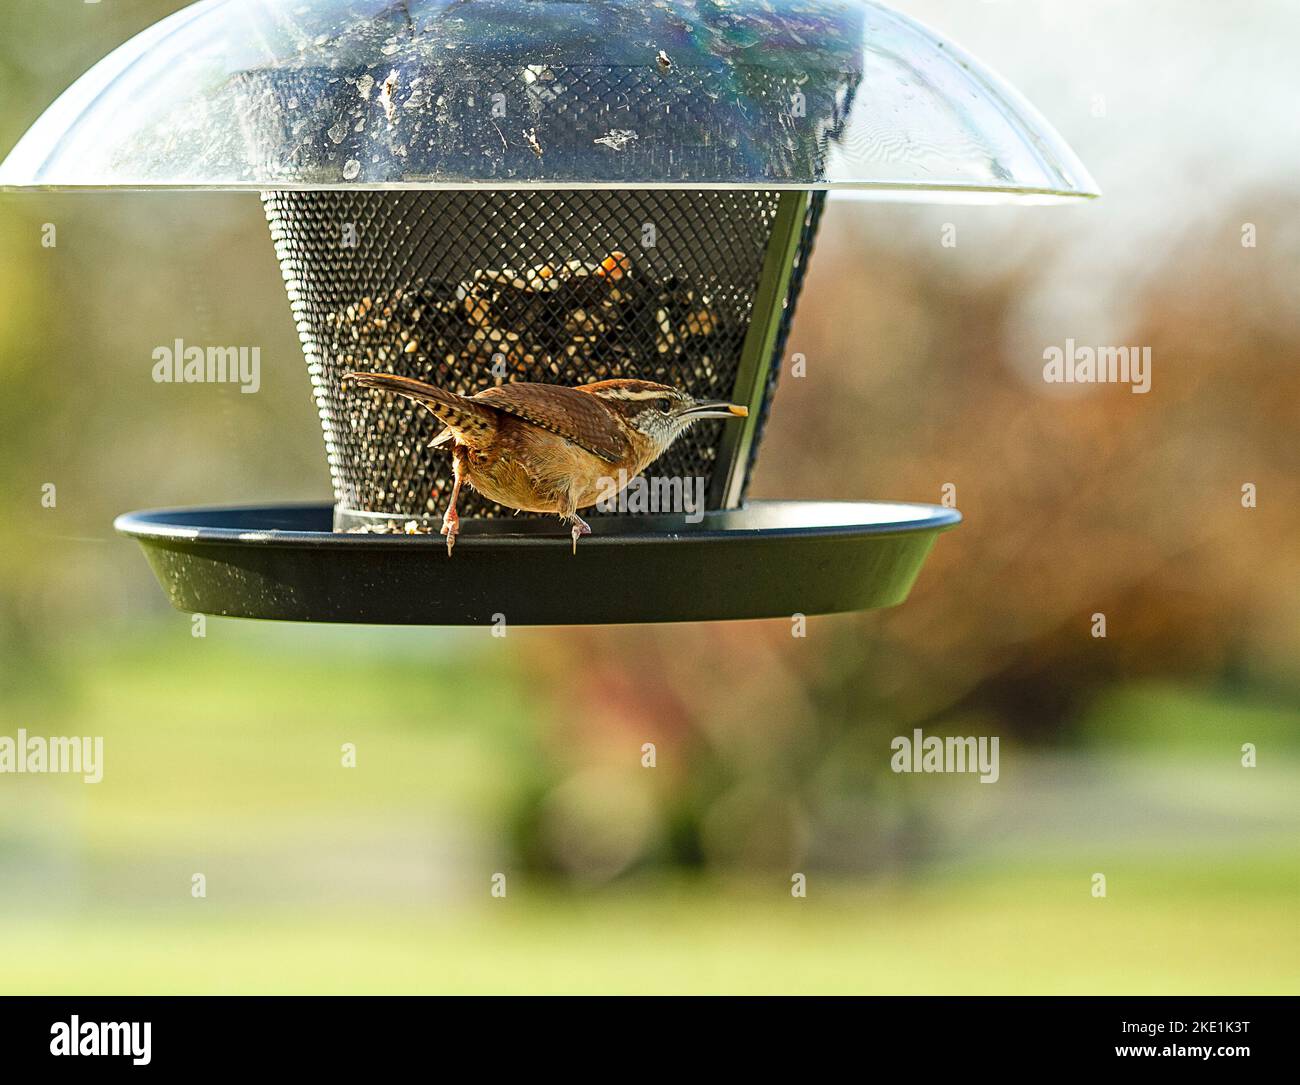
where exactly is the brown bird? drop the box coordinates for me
[346,374,748,553]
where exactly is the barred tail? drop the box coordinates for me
[345,371,497,448]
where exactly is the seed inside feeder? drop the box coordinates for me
[325,247,734,527]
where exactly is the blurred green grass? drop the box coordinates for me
[1,625,1295,994]
[3,860,1297,994]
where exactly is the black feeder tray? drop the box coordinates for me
[2,0,1096,626]
[114,502,959,625]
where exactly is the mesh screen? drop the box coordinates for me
[263,189,818,520]
[237,57,861,186]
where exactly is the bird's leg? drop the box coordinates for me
[441,445,467,557]
[555,491,592,555]
[557,490,592,555]
[569,512,591,555]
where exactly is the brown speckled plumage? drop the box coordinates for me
[346,372,746,554]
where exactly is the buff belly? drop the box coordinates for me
[462,442,638,516]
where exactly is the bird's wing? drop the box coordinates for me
[473,383,630,463]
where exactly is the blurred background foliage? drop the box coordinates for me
[0,0,1296,992]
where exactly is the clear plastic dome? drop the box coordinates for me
[0,0,1098,199]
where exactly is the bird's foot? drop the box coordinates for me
[570,516,591,556]
[441,507,460,557]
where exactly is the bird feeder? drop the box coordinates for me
[0,0,1096,625]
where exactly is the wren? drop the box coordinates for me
[347,373,747,553]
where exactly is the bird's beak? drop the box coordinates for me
[677,401,749,420]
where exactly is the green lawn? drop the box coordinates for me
[4,859,1296,994]
[0,623,1296,994]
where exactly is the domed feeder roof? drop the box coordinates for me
[0,0,1097,200]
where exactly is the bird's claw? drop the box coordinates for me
[441,510,459,557]
[570,518,591,555]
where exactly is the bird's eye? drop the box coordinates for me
[659,397,674,412]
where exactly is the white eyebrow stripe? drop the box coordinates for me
[603,389,671,400]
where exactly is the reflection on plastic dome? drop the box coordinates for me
[0,0,1096,196]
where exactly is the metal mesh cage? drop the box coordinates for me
[263,188,822,524]
[238,58,861,187]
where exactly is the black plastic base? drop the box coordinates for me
[114,501,960,625]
